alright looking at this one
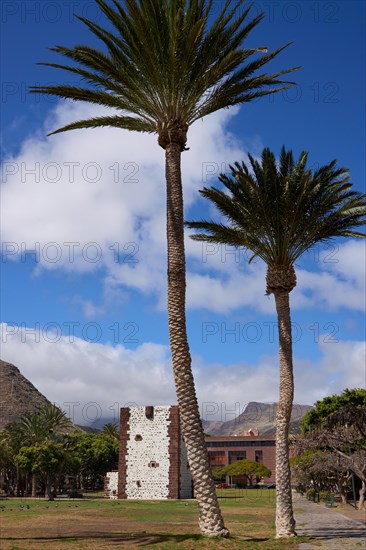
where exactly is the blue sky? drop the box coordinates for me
[1,1,365,427]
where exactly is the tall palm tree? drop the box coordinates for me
[186,146,366,537]
[30,0,298,535]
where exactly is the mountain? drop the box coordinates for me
[202,401,313,436]
[0,359,79,432]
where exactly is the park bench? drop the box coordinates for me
[325,495,335,507]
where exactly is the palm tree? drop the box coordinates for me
[186,146,366,537]
[102,422,119,440]
[30,0,299,535]
[19,405,71,496]
[19,405,71,445]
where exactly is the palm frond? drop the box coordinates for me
[31,0,299,138]
[29,85,127,109]
[187,147,366,269]
[47,115,156,136]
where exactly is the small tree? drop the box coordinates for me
[66,432,119,491]
[0,422,26,495]
[290,449,352,501]
[300,389,366,509]
[13,405,72,496]
[16,441,68,500]
[212,466,226,482]
[222,459,271,486]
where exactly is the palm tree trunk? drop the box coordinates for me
[15,465,19,496]
[165,142,228,537]
[46,477,53,500]
[31,472,37,498]
[274,291,296,537]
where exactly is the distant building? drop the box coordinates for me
[243,428,259,437]
[206,435,276,483]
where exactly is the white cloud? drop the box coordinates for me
[69,296,106,320]
[321,239,366,291]
[1,323,364,425]
[1,101,365,315]
[292,240,366,311]
[317,338,366,390]
[0,322,175,425]
[1,101,245,298]
[184,236,366,314]
[186,267,273,314]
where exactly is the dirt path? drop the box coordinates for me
[293,493,366,549]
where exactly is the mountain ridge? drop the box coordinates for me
[0,359,79,432]
[202,401,312,436]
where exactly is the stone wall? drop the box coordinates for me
[104,471,118,499]
[118,405,192,499]
[118,407,130,499]
[125,406,171,499]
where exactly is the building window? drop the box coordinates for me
[208,451,225,466]
[228,451,246,464]
[206,440,275,448]
[255,450,263,463]
[145,406,154,419]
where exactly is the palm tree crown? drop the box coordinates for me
[19,405,71,445]
[187,146,366,293]
[102,422,119,440]
[30,0,298,148]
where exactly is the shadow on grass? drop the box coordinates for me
[2,532,273,546]
[218,496,275,501]
[297,526,366,540]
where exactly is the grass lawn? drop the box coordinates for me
[0,489,308,549]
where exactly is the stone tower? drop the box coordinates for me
[118,405,192,499]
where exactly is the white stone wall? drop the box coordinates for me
[105,470,118,499]
[125,406,171,499]
[180,436,192,498]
